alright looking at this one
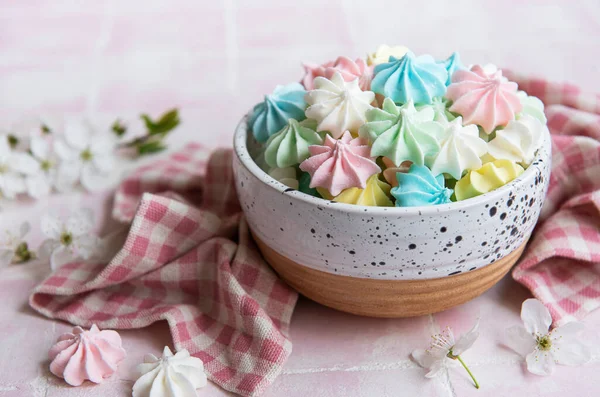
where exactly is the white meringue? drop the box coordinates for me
[305,72,375,139]
[132,346,207,397]
[488,114,544,165]
[428,117,488,179]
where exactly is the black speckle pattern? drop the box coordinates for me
[233,121,551,280]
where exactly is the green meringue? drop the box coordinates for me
[264,119,323,168]
[418,97,456,124]
[516,91,547,124]
[358,98,444,166]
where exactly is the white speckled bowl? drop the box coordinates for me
[233,117,552,317]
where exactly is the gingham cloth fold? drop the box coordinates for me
[506,72,600,326]
[29,144,299,397]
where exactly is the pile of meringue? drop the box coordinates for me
[48,324,207,397]
[249,45,547,207]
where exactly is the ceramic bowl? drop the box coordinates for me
[233,117,552,317]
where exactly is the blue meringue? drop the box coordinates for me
[249,83,307,143]
[391,164,453,207]
[371,52,448,105]
[438,52,465,85]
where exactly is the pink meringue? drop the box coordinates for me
[446,65,522,134]
[302,61,334,90]
[299,131,380,196]
[324,56,374,91]
[48,324,126,386]
[302,57,374,91]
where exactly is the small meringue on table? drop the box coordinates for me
[48,324,126,386]
[132,346,207,397]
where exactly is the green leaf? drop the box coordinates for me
[140,108,180,137]
[7,134,19,149]
[111,119,127,137]
[137,140,167,155]
[41,124,52,134]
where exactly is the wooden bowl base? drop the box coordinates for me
[253,232,527,317]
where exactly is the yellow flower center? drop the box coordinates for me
[80,149,93,162]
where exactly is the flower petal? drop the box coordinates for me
[38,239,60,261]
[19,221,31,238]
[63,120,90,150]
[452,318,480,356]
[25,174,52,199]
[41,214,62,240]
[50,246,76,270]
[425,359,447,378]
[14,153,40,175]
[75,235,101,260]
[505,325,536,357]
[552,321,585,338]
[30,136,49,160]
[67,208,95,236]
[551,322,590,366]
[80,164,112,191]
[54,140,77,162]
[411,349,437,369]
[526,349,555,376]
[0,249,14,267]
[92,154,115,174]
[55,162,80,192]
[521,299,552,335]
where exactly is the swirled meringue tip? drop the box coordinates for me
[133,346,207,397]
[264,118,323,168]
[333,174,393,206]
[305,72,375,138]
[488,114,544,166]
[49,324,126,386]
[446,65,522,134]
[324,56,374,91]
[437,52,465,86]
[455,159,524,201]
[299,131,380,196]
[367,45,410,66]
[391,164,453,207]
[361,98,444,167]
[428,117,488,180]
[371,51,448,105]
[249,83,307,143]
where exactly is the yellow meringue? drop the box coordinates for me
[333,175,393,206]
[367,45,409,66]
[455,160,524,201]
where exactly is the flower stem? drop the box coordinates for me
[456,355,479,389]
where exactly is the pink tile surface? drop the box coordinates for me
[1,1,600,396]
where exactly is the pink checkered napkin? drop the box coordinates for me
[506,72,600,326]
[29,145,298,397]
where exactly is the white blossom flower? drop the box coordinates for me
[0,135,38,199]
[0,221,34,266]
[23,135,61,198]
[412,319,480,388]
[505,299,591,376]
[54,120,116,191]
[39,208,102,270]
